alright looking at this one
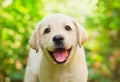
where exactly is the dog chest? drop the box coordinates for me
[39,59,87,82]
[39,67,83,82]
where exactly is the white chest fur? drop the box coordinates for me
[39,48,88,82]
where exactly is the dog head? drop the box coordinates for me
[29,14,88,64]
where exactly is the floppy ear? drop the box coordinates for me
[29,22,41,53]
[73,19,88,47]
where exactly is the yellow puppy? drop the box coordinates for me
[24,14,88,82]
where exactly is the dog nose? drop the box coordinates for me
[53,35,64,44]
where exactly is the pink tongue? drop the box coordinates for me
[53,50,68,62]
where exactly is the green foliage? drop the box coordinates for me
[85,0,120,82]
[0,0,44,81]
[0,0,120,82]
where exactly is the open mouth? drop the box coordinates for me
[48,47,72,64]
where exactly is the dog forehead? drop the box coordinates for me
[41,14,73,26]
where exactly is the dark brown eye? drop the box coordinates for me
[65,25,72,31]
[44,28,50,34]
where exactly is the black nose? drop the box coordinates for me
[53,35,64,45]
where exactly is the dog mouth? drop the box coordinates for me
[48,47,72,64]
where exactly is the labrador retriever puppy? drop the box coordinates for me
[24,14,88,82]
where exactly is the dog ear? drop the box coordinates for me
[29,22,41,53]
[72,19,88,47]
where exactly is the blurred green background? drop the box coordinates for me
[0,0,120,82]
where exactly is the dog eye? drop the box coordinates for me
[44,28,50,34]
[65,25,72,31]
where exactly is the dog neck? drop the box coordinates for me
[39,46,88,82]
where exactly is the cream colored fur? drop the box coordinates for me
[24,14,88,82]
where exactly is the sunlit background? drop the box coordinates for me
[0,0,120,82]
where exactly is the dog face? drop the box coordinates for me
[29,14,88,64]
